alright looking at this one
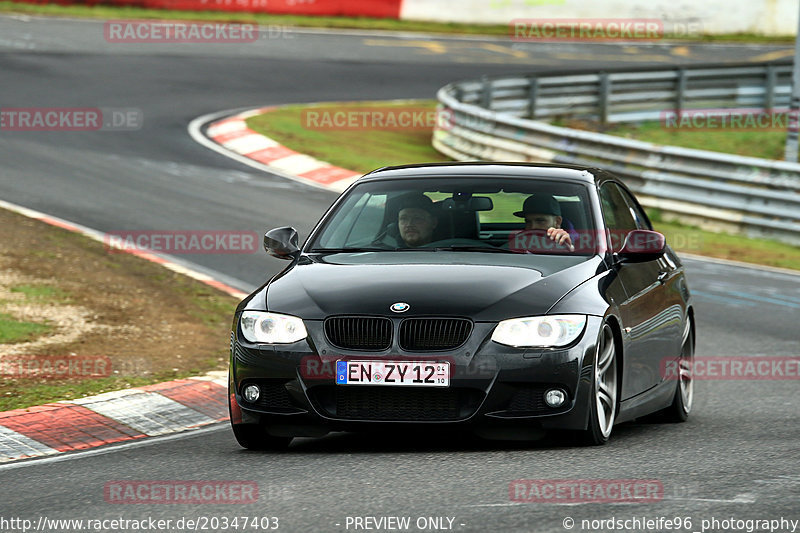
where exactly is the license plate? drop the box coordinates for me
[336,360,449,387]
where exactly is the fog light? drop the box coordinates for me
[544,388,566,408]
[243,384,260,402]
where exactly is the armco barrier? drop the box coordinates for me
[433,61,800,246]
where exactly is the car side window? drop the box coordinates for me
[599,183,637,252]
[616,186,652,231]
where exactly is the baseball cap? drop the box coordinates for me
[397,193,437,215]
[513,195,561,218]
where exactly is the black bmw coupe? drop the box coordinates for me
[229,163,695,449]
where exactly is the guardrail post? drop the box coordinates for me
[527,77,540,119]
[481,76,493,109]
[676,69,687,115]
[599,73,610,124]
[765,65,777,111]
[454,85,464,103]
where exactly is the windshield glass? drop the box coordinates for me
[307,177,597,257]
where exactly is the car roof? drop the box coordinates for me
[358,162,605,184]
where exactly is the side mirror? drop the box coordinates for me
[617,230,666,262]
[264,226,300,260]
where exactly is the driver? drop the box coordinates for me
[397,193,438,247]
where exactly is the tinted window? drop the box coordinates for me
[599,183,637,252]
[617,186,652,231]
[307,177,597,258]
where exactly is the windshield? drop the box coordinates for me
[307,177,597,257]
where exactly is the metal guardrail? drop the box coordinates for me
[433,61,800,246]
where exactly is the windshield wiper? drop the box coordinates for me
[431,245,519,254]
[308,247,389,253]
[310,246,521,254]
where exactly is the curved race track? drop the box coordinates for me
[1,15,799,532]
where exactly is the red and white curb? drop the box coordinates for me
[0,198,247,463]
[0,373,227,463]
[189,107,362,193]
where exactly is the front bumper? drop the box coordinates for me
[229,316,602,436]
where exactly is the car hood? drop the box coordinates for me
[262,252,604,322]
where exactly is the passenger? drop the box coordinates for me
[514,195,574,250]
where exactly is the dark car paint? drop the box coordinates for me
[262,253,604,322]
[230,162,694,438]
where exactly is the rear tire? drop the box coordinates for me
[580,323,618,446]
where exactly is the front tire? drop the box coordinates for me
[581,322,618,446]
[228,381,292,451]
[659,319,694,423]
[231,423,292,451]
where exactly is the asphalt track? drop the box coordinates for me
[1,15,799,533]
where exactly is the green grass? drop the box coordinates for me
[10,284,70,303]
[648,216,800,270]
[596,120,790,160]
[246,101,451,173]
[0,313,52,343]
[0,1,793,42]
[248,100,800,271]
[185,285,240,328]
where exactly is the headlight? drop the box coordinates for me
[240,311,307,344]
[491,315,586,348]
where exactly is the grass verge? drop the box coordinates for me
[0,1,793,42]
[0,207,238,411]
[558,118,791,160]
[648,216,800,270]
[0,314,53,344]
[246,100,800,271]
[246,100,449,173]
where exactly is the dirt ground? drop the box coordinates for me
[0,207,238,410]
